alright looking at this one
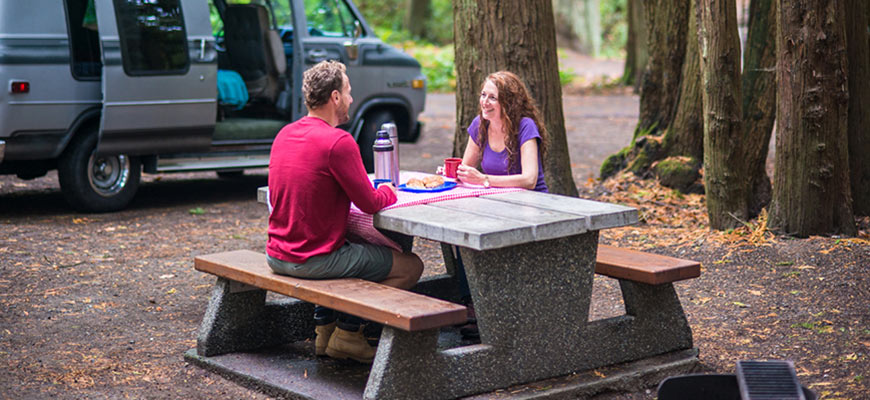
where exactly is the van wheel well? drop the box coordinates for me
[58,125,141,212]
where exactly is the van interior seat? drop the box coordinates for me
[223,3,286,103]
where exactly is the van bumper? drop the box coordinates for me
[0,140,5,164]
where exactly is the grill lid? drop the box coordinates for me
[736,360,805,400]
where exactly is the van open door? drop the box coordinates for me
[93,0,216,156]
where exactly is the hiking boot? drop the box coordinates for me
[314,322,336,356]
[326,325,377,364]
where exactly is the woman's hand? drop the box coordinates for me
[456,165,485,185]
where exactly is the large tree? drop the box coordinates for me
[637,0,690,133]
[622,0,648,89]
[553,0,601,56]
[845,0,870,215]
[741,0,777,216]
[452,0,576,196]
[771,0,856,236]
[697,0,747,229]
[602,0,704,194]
[404,0,431,40]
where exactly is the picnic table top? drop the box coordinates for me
[257,181,637,250]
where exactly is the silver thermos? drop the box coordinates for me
[373,129,399,186]
[373,123,400,186]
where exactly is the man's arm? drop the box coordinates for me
[329,134,397,214]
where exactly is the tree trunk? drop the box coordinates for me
[601,0,702,189]
[638,0,690,134]
[741,0,777,216]
[404,0,431,40]
[622,0,649,90]
[553,0,602,56]
[698,0,747,229]
[845,0,870,216]
[771,0,856,236]
[662,0,703,162]
[453,0,577,196]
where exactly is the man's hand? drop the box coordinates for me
[380,182,398,193]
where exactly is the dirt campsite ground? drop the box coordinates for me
[2,51,868,399]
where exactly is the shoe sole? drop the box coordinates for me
[325,348,374,364]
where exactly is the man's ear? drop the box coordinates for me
[331,90,341,104]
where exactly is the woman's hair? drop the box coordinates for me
[476,71,548,170]
[302,60,346,109]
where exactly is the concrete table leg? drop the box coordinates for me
[360,231,695,399]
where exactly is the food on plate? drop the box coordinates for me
[406,178,426,189]
[422,175,445,188]
[404,175,445,189]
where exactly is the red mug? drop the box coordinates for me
[443,158,461,178]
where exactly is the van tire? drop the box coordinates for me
[358,111,395,173]
[58,128,141,212]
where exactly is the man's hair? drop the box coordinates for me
[302,60,347,110]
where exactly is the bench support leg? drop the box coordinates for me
[196,277,314,357]
[620,280,693,350]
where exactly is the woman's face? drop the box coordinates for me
[479,80,502,123]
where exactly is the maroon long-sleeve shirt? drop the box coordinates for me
[267,116,396,263]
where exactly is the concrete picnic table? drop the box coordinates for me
[244,178,698,399]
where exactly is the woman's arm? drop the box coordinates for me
[461,137,481,167]
[457,139,540,190]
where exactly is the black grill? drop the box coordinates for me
[736,360,805,400]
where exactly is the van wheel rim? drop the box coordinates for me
[88,154,130,197]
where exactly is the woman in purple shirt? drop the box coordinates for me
[452,71,549,340]
[456,71,549,193]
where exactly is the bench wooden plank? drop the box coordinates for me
[595,244,701,285]
[195,250,467,331]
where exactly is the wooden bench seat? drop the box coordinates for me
[195,250,467,331]
[595,244,701,285]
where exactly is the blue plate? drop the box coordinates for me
[398,181,458,193]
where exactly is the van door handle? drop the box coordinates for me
[199,38,206,61]
[307,49,329,62]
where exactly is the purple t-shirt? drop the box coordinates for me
[468,116,548,192]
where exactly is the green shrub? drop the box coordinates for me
[403,43,456,93]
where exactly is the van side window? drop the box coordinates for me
[306,0,360,38]
[64,0,102,80]
[113,0,190,76]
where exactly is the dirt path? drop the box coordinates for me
[2,89,868,399]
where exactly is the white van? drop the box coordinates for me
[0,0,426,211]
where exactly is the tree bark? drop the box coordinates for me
[698,0,747,229]
[741,0,777,216]
[622,0,649,90]
[662,0,703,162]
[601,0,703,189]
[638,0,690,134]
[771,0,856,236]
[845,0,870,216]
[404,0,431,40]
[453,0,577,196]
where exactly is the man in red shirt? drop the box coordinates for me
[267,61,423,363]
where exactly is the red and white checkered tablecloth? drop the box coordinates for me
[347,171,525,251]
